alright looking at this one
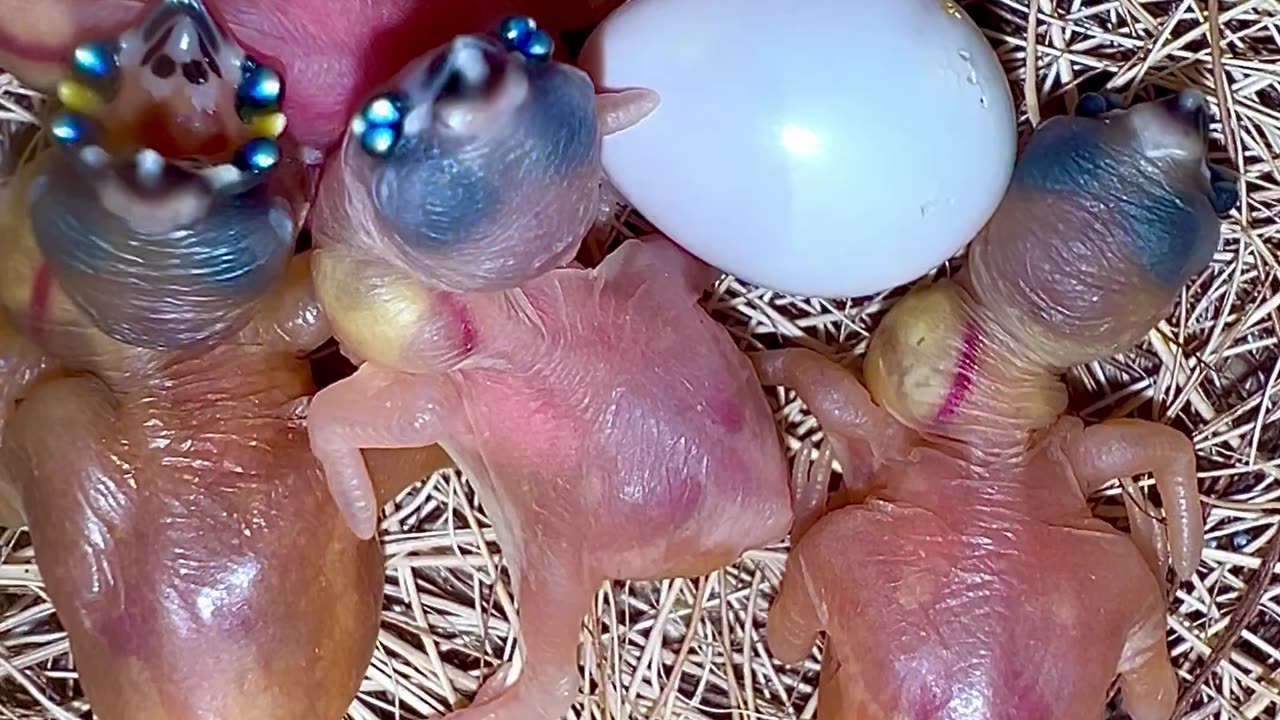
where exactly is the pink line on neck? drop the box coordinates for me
[28,262,53,342]
[440,293,476,355]
[936,322,984,422]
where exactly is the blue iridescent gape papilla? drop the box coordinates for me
[236,55,284,120]
[497,16,554,61]
[72,41,120,81]
[69,40,122,101]
[236,137,281,173]
[352,92,407,158]
[50,112,98,147]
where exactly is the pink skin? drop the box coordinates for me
[0,2,482,718]
[305,31,790,720]
[312,236,792,720]
[755,93,1223,720]
[0,0,626,153]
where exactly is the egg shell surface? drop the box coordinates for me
[581,0,1017,298]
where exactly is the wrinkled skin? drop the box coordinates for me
[305,29,792,720]
[0,0,628,154]
[0,1,450,717]
[755,91,1234,720]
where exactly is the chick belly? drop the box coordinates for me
[71,465,377,720]
[456,358,788,581]
[17,405,380,720]
[815,510,1124,720]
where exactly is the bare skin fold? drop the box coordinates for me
[755,91,1237,720]
[0,0,629,153]
[305,22,793,720]
[0,1,445,717]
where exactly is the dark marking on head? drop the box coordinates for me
[1013,118,1217,286]
[140,27,174,67]
[370,139,502,247]
[1127,191,1215,285]
[142,0,222,53]
[198,35,222,78]
[182,60,209,85]
[151,54,176,78]
[524,63,598,176]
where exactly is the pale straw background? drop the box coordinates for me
[2,1,1280,718]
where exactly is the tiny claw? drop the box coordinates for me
[790,439,834,543]
[1209,163,1240,218]
[1076,91,1125,118]
[1119,476,1173,584]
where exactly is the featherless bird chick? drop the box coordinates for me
[755,90,1235,720]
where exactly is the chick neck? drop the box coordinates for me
[864,278,1068,463]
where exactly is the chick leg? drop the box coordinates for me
[0,313,56,526]
[752,348,912,474]
[1068,419,1203,579]
[1117,596,1177,720]
[238,251,332,355]
[308,363,453,539]
[448,551,597,720]
[767,548,823,665]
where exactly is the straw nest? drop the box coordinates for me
[2,1,1280,718]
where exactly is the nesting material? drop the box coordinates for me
[3,1,1280,718]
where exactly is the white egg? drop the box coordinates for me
[581,0,1017,298]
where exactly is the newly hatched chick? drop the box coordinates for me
[0,1,440,717]
[307,17,793,720]
[754,91,1236,720]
